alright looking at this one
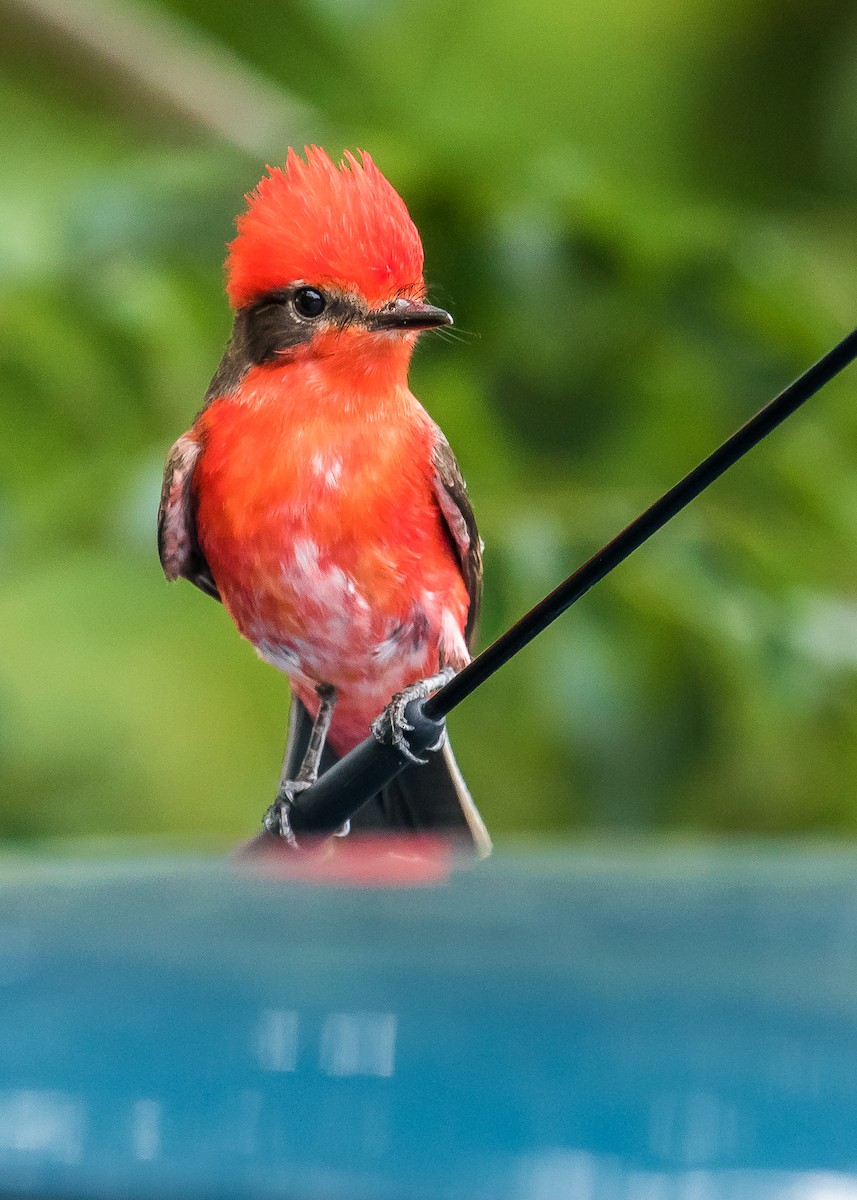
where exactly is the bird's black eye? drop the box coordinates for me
[293,287,326,319]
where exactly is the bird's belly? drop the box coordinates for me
[194,402,470,746]
[205,504,464,699]
[251,541,436,688]
[246,540,457,751]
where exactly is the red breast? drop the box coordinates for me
[191,349,468,748]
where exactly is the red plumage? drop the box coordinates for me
[226,147,426,310]
[192,361,469,755]
[159,148,490,852]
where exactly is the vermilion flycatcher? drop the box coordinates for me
[158,147,490,853]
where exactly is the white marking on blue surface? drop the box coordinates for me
[131,1098,160,1161]
[0,1089,84,1163]
[254,1008,299,1072]
[517,1151,857,1199]
[319,1012,397,1078]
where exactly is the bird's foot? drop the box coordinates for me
[370,670,454,765]
[263,777,313,848]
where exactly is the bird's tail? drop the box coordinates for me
[283,698,492,857]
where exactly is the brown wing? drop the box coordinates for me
[431,434,483,650]
[157,433,220,602]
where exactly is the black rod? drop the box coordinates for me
[425,327,857,721]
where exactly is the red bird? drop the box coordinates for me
[158,147,490,853]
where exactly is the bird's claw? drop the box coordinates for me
[378,694,425,763]
[371,672,452,765]
[263,777,313,847]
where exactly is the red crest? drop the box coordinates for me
[226,147,426,311]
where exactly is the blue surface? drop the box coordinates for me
[0,846,856,1198]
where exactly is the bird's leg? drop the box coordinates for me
[265,684,337,842]
[294,683,337,785]
[371,668,455,765]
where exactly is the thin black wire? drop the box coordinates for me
[426,327,857,721]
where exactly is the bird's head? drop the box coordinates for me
[225,148,452,380]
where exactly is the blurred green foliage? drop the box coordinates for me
[1,0,857,841]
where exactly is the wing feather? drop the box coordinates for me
[431,434,483,649]
[157,433,220,602]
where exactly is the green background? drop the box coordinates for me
[2,0,857,843]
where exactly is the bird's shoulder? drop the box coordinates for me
[157,431,221,601]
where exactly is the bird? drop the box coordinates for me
[158,146,490,855]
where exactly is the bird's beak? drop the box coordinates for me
[371,298,453,331]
